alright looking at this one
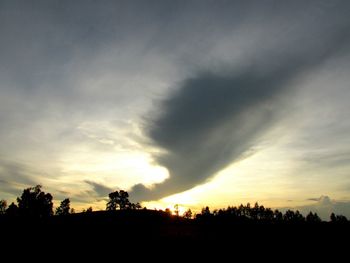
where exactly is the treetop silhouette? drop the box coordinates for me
[106,190,141,211]
[17,185,53,218]
[56,198,71,216]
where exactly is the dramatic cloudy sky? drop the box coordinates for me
[1,0,350,218]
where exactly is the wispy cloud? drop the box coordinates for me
[0,159,41,194]
[84,180,114,198]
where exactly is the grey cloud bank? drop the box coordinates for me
[129,1,350,201]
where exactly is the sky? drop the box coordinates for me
[1,0,350,219]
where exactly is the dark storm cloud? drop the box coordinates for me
[129,71,293,201]
[129,1,350,202]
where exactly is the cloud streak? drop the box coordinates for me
[0,159,40,193]
[85,180,114,198]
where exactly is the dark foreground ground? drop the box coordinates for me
[1,209,349,256]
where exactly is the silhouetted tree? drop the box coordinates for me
[17,185,53,218]
[330,213,348,223]
[244,203,251,218]
[55,198,70,216]
[283,210,305,223]
[264,208,274,221]
[183,209,192,219]
[197,206,212,220]
[274,210,283,222]
[202,206,211,216]
[251,202,260,220]
[306,212,321,223]
[129,202,142,210]
[174,204,179,217]
[283,210,295,222]
[0,200,7,215]
[224,206,239,219]
[336,215,348,222]
[82,207,93,213]
[6,202,18,217]
[337,215,348,222]
[249,202,271,221]
[330,212,336,222]
[106,190,130,211]
[106,191,119,211]
[119,190,130,209]
[237,204,247,218]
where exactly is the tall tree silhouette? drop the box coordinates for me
[17,185,53,218]
[55,198,71,216]
[174,204,179,217]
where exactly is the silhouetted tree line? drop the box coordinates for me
[0,185,142,219]
[0,185,348,225]
[194,203,326,224]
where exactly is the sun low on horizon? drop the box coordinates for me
[1,0,350,220]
